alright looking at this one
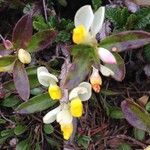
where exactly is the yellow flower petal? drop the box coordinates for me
[60,123,73,140]
[70,98,83,117]
[72,25,87,44]
[48,85,62,100]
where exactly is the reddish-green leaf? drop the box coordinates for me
[104,53,125,81]
[12,14,32,49]
[27,30,57,53]
[121,99,150,132]
[13,60,30,101]
[100,31,150,52]
[62,45,99,90]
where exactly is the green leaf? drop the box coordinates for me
[62,45,99,90]
[143,44,150,63]
[27,30,56,53]
[101,89,120,96]
[35,143,41,150]
[106,7,129,30]
[16,139,32,150]
[1,129,14,137]
[135,8,150,29]
[108,106,124,119]
[77,135,91,149]
[0,118,6,124]
[121,99,150,132]
[14,124,27,135]
[133,128,145,141]
[16,93,57,114]
[92,0,102,10]
[0,56,16,67]
[100,31,150,52]
[118,143,132,150]
[1,95,20,107]
[57,0,67,7]
[45,136,61,150]
[43,124,54,134]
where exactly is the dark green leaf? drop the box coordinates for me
[121,99,150,132]
[118,143,132,150]
[14,124,27,135]
[0,95,20,107]
[13,60,30,101]
[16,139,32,150]
[108,106,124,119]
[27,30,57,53]
[58,0,67,7]
[12,14,32,49]
[43,124,54,134]
[100,31,150,52]
[133,128,145,141]
[16,93,57,114]
[0,118,6,124]
[1,129,14,137]
[101,89,120,96]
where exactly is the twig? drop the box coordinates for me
[42,0,48,22]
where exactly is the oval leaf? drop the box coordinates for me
[27,30,57,53]
[12,14,32,49]
[104,53,125,81]
[121,99,150,132]
[100,31,150,52]
[0,56,16,67]
[16,93,56,114]
[13,60,30,101]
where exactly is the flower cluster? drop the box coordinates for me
[37,67,92,140]
[37,5,118,141]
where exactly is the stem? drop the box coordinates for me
[42,0,48,22]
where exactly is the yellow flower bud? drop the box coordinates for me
[70,98,83,117]
[72,25,87,44]
[18,48,31,64]
[60,123,73,140]
[90,67,102,93]
[48,85,62,100]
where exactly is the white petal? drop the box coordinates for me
[100,65,114,77]
[69,82,92,101]
[43,106,61,124]
[56,109,73,124]
[91,7,105,37]
[78,82,92,101]
[37,66,49,75]
[98,47,116,64]
[74,5,94,31]
[37,67,58,87]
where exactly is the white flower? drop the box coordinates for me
[37,66,62,100]
[69,82,92,101]
[73,5,116,65]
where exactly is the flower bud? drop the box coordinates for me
[3,40,13,50]
[48,85,62,100]
[90,66,102,93]
[18,49,31,64]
